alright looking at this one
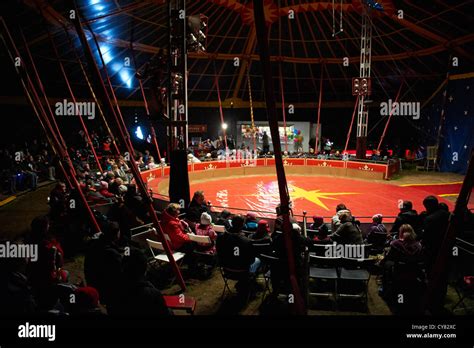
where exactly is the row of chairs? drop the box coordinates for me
[308,253,374,311]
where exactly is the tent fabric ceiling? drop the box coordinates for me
[5,0,474,106]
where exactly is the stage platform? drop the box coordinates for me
[141,159,468,222]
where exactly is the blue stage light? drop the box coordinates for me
[135,126,144,140]
[365,0,384,11]
[119,69,133,88]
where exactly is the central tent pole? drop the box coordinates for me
[253,1,306,315]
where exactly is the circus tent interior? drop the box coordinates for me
[0,0,473,344]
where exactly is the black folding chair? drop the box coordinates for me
[308,254,340,309]
[218,266,252,303]
[338,257,374,311]
[258,253,280,303]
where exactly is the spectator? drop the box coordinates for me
[71,286,104,318]
[195,212,217,254]
[85,181,113,203]
[187,190,214,223]
[143,150,151,164]
[420,196,450,272]
[366,214,389,250]
[187,153,201,164]
[216,215,260,293]
[313,225,332,244]
[439,202,450,212]
[111,164,126,181]
[390,200,420,237]
[380,224,425,307]
[331,211,363,244]
[250,220,271,242]
[102,138,112,155]
[310,216,329,236]
[384,224,423,263]
[215,209,233,231]
[147,156,158,169]
[161,203,192,252]
[49,182,68,218]
[108,195,143,244]
[114,248,171,317]
[21,155,38,190]
[331,203,350,231]
[244,212,258,231]
[98,181,115,198]
[0,252,37,317]
[84,222,123,310]
[27,216,68,295]
[108,178,123,195]
[262,131,270,154]
[271,222,313,294]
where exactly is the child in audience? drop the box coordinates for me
[310,216,329,235]
[250,220,271,242]
[195,212,217,254]
[244,212,258,231]
[313,225,332,244]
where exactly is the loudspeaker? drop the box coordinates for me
[169,149,190,208]
[356,136,367,159]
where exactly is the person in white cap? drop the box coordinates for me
[195,212,217,254]
[187,153,201,163]
[365,213,389,251]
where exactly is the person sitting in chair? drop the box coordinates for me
[380,224,424,308]
[161,203,193,253]
[216,215,260,294]
[310,216,329,236]
[330,211,363,245]
[195,212,217,254]
[366,214,390,252]
[249,220,271,242]
[187,190,214,224]
[244,212,258,231]
[331,203,351,231]
[390,200,421,238]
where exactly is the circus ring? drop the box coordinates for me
[140,158,460,224]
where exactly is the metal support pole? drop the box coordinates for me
[72,11,186,291]
[356,10,372,159]
[253,1,306,315]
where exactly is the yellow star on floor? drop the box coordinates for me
[289,185,359,210]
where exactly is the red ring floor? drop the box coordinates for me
[183,175,462,220]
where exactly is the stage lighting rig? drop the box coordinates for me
[187,14,208,52]
[352,77,372,96]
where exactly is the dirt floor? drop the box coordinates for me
[0,170,471,315]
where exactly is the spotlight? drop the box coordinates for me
[186,14,208,52]
[352,77,372,96]
[222,123,228,130]
[135,126,144,140]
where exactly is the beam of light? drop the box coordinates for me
[119,69,133,88]
[111,63,122,72]
[102,29,114,38]
[98,43,113,65]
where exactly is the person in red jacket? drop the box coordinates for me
[98,181,115,198]
[161,203,193,252]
